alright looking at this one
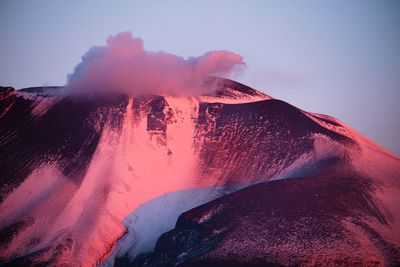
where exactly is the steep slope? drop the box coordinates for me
[0,79,398,266]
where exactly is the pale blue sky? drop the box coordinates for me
[1,0,399,155]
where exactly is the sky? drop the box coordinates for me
[0,0,399,155]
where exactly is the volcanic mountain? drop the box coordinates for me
[0,78,399,266]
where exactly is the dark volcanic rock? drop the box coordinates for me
[0,87,15,100]
[0,92,127,201]
[134,170,400,266]
[194,99,356,184]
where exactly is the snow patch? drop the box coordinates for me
[100,186,230,265]
[0,163,77,260]
[195,204,224,224]
[30,97,59,117]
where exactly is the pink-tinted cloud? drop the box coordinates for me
[66,32,245,95]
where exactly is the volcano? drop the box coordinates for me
[0,78,399,266]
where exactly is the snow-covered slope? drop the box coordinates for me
[0,79,398,266]
[138,145,400,266]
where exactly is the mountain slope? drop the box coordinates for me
[136,167,400,266]
[0,79,399,266]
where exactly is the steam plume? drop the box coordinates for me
[66,32,245,95]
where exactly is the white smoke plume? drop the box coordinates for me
[66,32,245,95]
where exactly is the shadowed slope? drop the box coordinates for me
[132,168,400,266]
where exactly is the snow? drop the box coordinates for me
[197,93,270,104]
[100,186,230,265]
[0,163,77,260]
[1,89,399,266]
[195,204,224,224]
[30,97,59,117]
[272,133,347,181]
